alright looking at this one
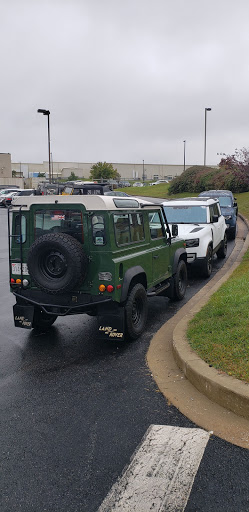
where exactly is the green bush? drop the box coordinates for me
[168,165,249,194]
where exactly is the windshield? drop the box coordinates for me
[218,196,233,207]
[164,205,207,223]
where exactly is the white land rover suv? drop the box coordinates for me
[162,197,227,277]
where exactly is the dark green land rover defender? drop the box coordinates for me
[8,195,187,340]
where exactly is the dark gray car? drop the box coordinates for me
[199,190,237,239]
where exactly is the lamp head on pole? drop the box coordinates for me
[37,109,50,116]
[205,107,212,112]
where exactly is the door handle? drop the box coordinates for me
[153,254,159,259]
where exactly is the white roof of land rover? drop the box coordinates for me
[11,194,156,211]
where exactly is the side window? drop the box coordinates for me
[113,213,145,246]
[209,204,219,222]
[14,215,27,243]
[148,211,164,239]
[214,203,220,217]
[92,215,105,245]
[114,214,131,246]
[129,213,145,242]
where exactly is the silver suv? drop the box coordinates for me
[162,197,227,277]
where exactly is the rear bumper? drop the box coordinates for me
[13,289,125,339]
[13,288,112,316]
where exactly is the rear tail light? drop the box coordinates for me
[10,278,29,288]
[98,284,115,293]
[106,285,114,293]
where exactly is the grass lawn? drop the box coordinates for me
[186,248,249,382]
[122,182,196,198]
[235,191,249,219]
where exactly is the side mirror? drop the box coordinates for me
[171,224,178,237]
[234,201,237,207]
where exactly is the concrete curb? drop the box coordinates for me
[172,214,249,420]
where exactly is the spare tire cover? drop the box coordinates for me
[27,233,88,294]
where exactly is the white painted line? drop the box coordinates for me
[98,425,210,512]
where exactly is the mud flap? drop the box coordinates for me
[13,304,34,329]
[97,304,125,341]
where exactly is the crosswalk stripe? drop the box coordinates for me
[98,425,210,512]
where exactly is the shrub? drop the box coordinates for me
[168,165,249,195]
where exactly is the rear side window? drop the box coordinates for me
[35,209,83,243]
[92,215,105,245]
[14,214,27,243]
[114,213,144,246]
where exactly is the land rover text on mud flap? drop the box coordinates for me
[8,195,187,341]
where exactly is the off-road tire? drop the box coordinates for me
[125,283,148,340]
[32,308,57,331]
[217,234,227,259]
[170,259,187,301]
[27,233,88,294]
[228,228,236,240]
[201,245,213,278]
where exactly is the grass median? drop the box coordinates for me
[187,247,249,383]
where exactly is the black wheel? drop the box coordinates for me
[27,233,88,294]
[171,259,187,301]
[201,245,213,278]
[32,308,57,331]
[125,283,148,340]
[217,234,227,259]
[228,228,236,240]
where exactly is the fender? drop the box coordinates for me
[120,265,147,302]
[172,248,187,274]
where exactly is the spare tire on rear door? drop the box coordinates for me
[27,233,88,294]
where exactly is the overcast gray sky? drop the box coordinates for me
[1,0,249,167]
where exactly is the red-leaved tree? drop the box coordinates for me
[219,147,249,176]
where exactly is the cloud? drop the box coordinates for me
[1,0,249,166]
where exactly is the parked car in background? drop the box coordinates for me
[150,179,169,185]
[36,183,65,195]
[198,190,237,239]
[8,189,36,207]
[0,189,22,207]
[2,191,20,207]
[104,191,130,197]
[133,182,144,187]
[0,187,19,193]
[61,182,111,195]
[119,181,131,187]
[162,197,227,277]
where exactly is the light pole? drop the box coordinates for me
[183,140,186,172]
[142,159,145,183]
[37,108,51,183]
[204,107,211,167]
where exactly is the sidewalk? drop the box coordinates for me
[147,214,249,449]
